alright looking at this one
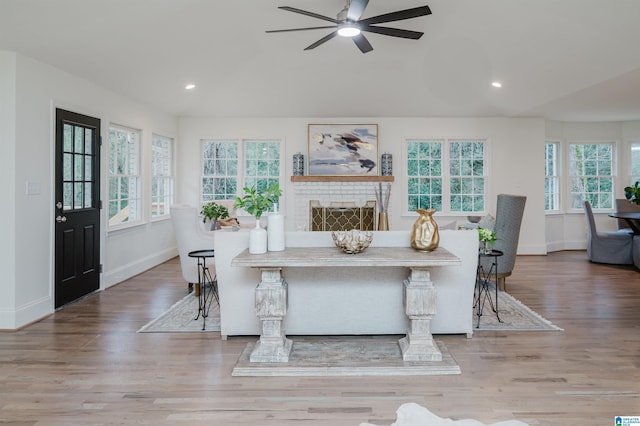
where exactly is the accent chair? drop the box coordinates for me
[583,200,633,265]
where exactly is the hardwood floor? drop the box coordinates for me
[1,251,639,425]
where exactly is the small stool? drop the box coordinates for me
[187,249,218,330]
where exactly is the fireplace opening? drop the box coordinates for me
[309,200,376,231]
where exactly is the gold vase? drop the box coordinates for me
[410,208,439,251]
[378,212,389,231]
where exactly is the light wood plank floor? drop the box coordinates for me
[1,251,639,425]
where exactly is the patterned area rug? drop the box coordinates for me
[137,286,561,333]
[137,293,220,333]
[474,285,562,331]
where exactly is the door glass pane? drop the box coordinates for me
[74,182,84,209]
[63,153,73,180]
[84,154,92,180]
[84,183,92,208]
[74,154,84,180]
[74,126,84,154]
[63,124,73,151]
[84,128,93,154]
[63,183,73,210]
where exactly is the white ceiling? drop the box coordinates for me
[2,0,640,121]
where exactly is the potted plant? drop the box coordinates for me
[234,182,282,254]
[478,227,497,254]
[624,181,640,205]
[200,201,230,230]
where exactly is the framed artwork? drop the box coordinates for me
[308,124,378,176]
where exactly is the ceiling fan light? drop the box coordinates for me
[338,24,361,37]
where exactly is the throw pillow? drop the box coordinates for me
[478,214,495,231]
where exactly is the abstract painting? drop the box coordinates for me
[308,124,378,176]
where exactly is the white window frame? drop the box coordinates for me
[567,140,617,211]
[403,138,487,215]
[151,133,174,220]
[545,140,561,213]
[629,140,640,185]
[108,124,142,229]
[200,139,283,213]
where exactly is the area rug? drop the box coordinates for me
[473,286,562,331]
[137,294,220,333]
[138,287,560,333]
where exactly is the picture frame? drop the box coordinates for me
[308,124,378,176]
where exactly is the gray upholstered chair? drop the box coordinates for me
[633,236,640,269]
[583,200,633,265]
[479,194,527,290]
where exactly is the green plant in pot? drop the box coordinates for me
[624,181,640,205]
[200,201,230,230]
[234,182,282,254]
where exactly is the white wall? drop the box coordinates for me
[0,52,17,328]
[177,116,547,255]
[0,52,179,329]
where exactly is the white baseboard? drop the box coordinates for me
[0,295,52,330]
[103,247,178,288]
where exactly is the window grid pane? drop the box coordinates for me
[151,134,174,218]
[244,140,281,194]
[201,140,239,202]
[545,142,560,211]
[406,140,443,211]
[449,140,485,212]
[569,142,615,209]
[108,126,141,226]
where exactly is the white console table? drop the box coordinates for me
[231,246,460,363]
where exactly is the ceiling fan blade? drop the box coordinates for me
[347,0,369,21]
[266,25,337,34]
[352,33,373,53]
[362,25,423,40]
[304,31,338,50]
[278,6,340,24]
[359,5,432,26]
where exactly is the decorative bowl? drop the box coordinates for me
[467,215,482,223]
[331,230,374,254]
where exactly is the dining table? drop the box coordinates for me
[608,211,640,234]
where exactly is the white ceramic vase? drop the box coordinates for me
[249,219,267,254]
[267,204,285,251]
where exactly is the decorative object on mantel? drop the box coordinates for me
[624,180,640,205]
[308,124,378,176]
[200,201,230,231]
[292,152,305,176]
[410,208,439,251]
[380,152,393,176]
[331,229,373,254]
[267,202,285,251]
[234,183,282,254]
[375,182,391,230]
[478,227,497,254]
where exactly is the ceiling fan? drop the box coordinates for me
[266,0,432,53]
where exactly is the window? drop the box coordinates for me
[151,134,174,218]
[108,125,141,226]
[407,140,443,211]
[406,138,486,214]
[568,142,615,209]
[201,139,281,204]
[631,141,640,184]
[202,140,239,202]
[449,140,486,213]
[243,140,281,192]
[544,141,560,211]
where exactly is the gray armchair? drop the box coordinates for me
[583,200,633,265]
[479,194,527,290]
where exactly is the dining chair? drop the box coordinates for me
[583,200,633,265]
[614,198,640,232]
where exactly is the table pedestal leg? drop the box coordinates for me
[399,268,442,361]
[250,268,292,362]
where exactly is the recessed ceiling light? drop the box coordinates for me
[185,83,196,90]
[491,81,502,88]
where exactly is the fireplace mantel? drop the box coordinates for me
[291,176,394,183]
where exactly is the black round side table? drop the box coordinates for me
[187,249,217,330]
[474,249,504,328]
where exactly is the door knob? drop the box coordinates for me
[56,215,67,223]
[56,201,63,209]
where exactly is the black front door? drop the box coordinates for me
[54,109,101,308]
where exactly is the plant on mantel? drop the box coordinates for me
[624,181,640,205]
